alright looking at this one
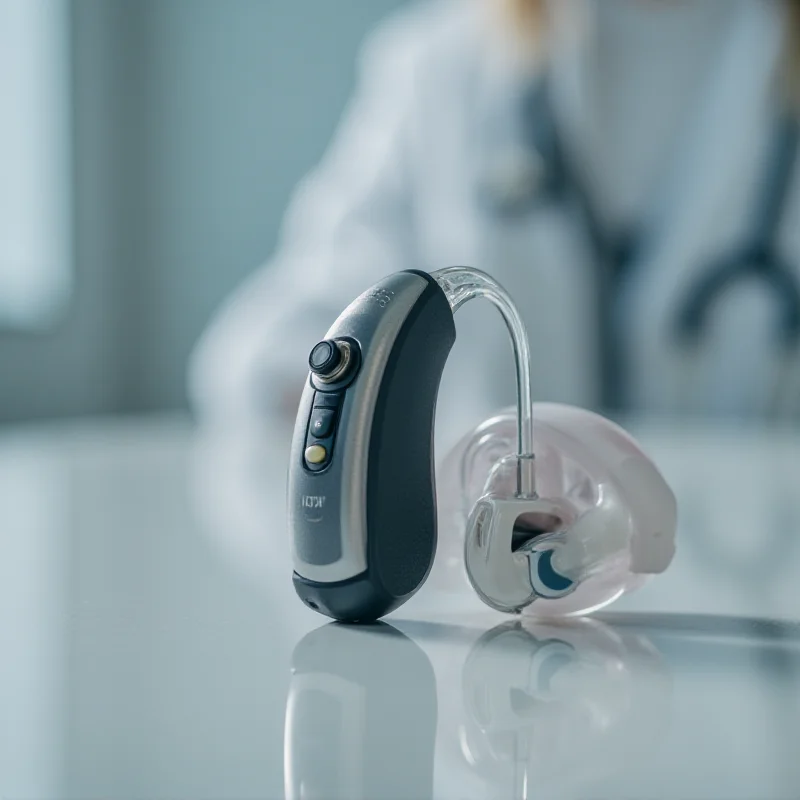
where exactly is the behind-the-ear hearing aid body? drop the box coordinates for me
[288,267,676,622]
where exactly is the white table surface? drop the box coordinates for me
[1,415,799,800]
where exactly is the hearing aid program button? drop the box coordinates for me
[304,444,328,466]
[309,408,336,439]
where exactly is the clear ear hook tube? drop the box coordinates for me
[431,267,536,498]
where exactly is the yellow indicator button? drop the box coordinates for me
[305,444,328,465]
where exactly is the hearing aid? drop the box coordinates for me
[288,267,677,622]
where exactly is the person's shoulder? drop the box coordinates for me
[359,0,484,78]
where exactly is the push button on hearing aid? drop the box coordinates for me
[304,444,328,466]
[313,392,343,409]
[309,408,336,439]
[304,392,341,471]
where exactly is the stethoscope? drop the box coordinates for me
[480,76,800,414]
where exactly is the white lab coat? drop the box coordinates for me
[189,0,800,443]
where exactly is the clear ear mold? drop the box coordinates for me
[437,404,677,617]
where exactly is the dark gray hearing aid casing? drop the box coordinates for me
[289,270,456,622]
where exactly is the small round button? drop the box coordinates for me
[304,444,328,465]
[309,340,342,377]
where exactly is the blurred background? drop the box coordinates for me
[0,0,405,423]
[2,0,800,427]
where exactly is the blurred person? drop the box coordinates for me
[189,0,800,439]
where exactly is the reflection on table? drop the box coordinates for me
[0,416,798,799]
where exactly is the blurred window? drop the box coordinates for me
[0,0,71,328]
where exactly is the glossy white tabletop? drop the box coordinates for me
[1,415,798,800]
